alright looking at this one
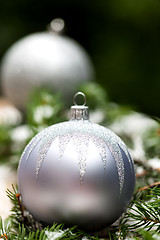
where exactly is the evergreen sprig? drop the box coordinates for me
[3,170,160,239]
[5,185,160,239]
[122,187,160,237]
[2,186,101,239]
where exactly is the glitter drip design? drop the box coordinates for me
[23,120,133,193]
[72,133,89,182]
[20,130,46,164]
[59,134,72,158]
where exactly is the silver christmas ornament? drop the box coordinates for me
[17,92,135,232]
[1,19,94,109]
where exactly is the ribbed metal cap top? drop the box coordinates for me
[71,92,89,120]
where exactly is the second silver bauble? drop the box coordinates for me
[1,19,94,109]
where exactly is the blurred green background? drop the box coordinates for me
[0,0,160,117]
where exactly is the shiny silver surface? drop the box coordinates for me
[1,31,94,109]
[18,120,135,232]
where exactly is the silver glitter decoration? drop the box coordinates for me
[72,132,89,182]
[22,95,134,193]
[59,133,72,158]
[22,119,134,193]
[21,130,46,163]
[107,143,124,193]
[92,136,107,169]
[37,128,55,176]
[37,136,53,176]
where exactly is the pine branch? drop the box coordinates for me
[0,219,7,239]
[122,187,160,233]
[6,185,160,239]
[6,185,45,234]
[137,181,160,192]
[4,186,101,239]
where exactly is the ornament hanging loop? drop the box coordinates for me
[71,92,89,120]
[73,92,86,106]
[49,18,65,34]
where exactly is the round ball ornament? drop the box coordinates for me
[18,92,135,232]
[1,19,94,109]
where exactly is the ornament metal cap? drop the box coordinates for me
[49,18,65,34]
[71,92,89,120]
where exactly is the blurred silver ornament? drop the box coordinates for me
[17,92,135,232]
[1,18,95,109]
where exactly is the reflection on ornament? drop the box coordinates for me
[1,19,95,109]
[18,92,135,232]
